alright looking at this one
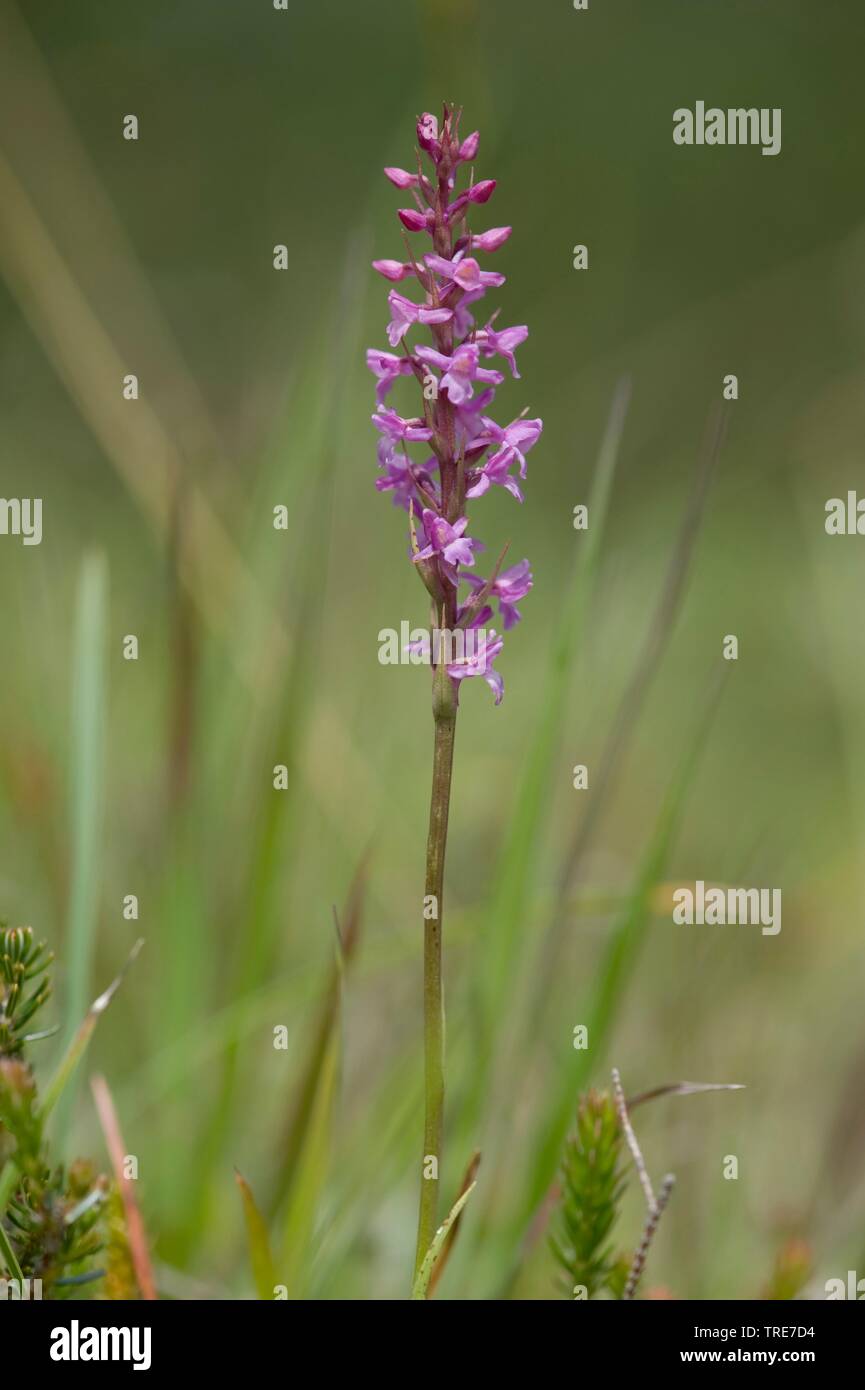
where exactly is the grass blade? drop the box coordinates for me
[427,1150,481,1298]
[41,939,144,1122]
[235,1169,278,1301]
[91,1073,157,1300]
[280,1023,340,1298]
[268,857,367,1219]
[55,551,108,1151]
[411,1180,477,1301]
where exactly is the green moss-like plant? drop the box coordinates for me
[551,1088,627,1299]
[0,923,119,1299]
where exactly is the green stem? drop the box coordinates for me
[413,688,457,1281]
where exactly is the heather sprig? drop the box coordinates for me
[0,925,54,1059]
[551,1088,628,1299]
[370,105,542,1287]
[0,924,141,1299]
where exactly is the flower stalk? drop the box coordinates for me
[415,686,456,1275]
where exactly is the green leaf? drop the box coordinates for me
[411,1181,477,1300]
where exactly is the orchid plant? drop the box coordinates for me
[368,104,542,1284]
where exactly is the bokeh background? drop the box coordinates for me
[2,0,865,1298]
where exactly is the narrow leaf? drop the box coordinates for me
[56,551,108,1150]
[41,939,144,1121]
[427,1150,481,1297]
[91,1073,157,1300]
[235,1169,278,1301]
[280,1023,340,1297]
[411,1181,477,1300]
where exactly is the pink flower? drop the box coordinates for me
[376,454,436,511]
[464,560,532,629]
[366,349,414,403]
[447,180,497,220]
[414,343,503,406]
[465,450,524,503]
[384,167,419,189]
[414,509,483,585]
[460,226,512,254]
[398,207,435,233]
[372,258,415,282]
[473,415,543,478]
[417,113,440,157]
[424,251,505,295]
[475,322,528,377]
[372,408,433,467]
[447,628,504,704]
[457,130,479,163]
[386,291,452,347]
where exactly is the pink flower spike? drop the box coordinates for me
[368,106,543,708]
[384,166,419,189]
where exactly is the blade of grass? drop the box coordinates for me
[427,1150,480,1297]
[411,1180,477,1300]
[42,939,144,1122]
[267,856,367,1219]
[91,1073,157,1300]
[54,551,108,1152]
[235,1169,278,1301]
[280,1021,340,1299]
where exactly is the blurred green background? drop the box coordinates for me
[2,0,865,1298]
